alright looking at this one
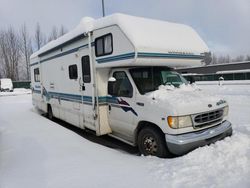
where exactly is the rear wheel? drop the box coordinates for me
[138,127,169,158]
[47,105,53,120]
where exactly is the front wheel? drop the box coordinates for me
[138,127,170,158]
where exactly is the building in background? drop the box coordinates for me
[176,61,250,82]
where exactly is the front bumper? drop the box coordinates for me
[165,120,232,156]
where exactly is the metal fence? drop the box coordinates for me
[12,81,31,89]
[183,72,250,82]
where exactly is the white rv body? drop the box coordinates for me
[30,14,232,157]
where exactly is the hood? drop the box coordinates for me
[145,84,227,116]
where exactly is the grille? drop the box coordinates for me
[193,109,223,128]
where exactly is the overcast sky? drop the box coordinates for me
[0,0,249,57]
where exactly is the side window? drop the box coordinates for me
[82,56,91,83]
[108,71,133,98]
[95,34,113,57]
[68,64,78,79]
[34,68,40,82]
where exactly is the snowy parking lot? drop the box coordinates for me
[0,85,250,188]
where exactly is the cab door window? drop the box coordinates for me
[108,71,133,98]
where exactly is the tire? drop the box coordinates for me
[138,126,169,158]
[47,105,53,120]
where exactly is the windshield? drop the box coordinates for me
[130,67,188,94]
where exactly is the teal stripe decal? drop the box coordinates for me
[96,52,135,63]
[96,52,204,64]
[33,89,117,104]
[33,89,41,94]
[30,62,39,67]
[30,43,89,67]
[31,50,204,67]
[137,52,204,59]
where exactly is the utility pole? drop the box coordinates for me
[102,0,105,17]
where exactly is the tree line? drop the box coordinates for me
[210,54,250,65]
[1,23,250,81]
[0,23,67,81]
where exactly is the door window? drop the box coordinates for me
[34,68,40,82]
[81,56,91,83]
[68,64,78,79]
[108,71,133,98]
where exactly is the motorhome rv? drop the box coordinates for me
[30,14,232,157]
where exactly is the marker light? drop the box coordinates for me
[223,106,229,117]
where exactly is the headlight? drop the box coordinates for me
[223,106,229,117]
[167,115,193,129]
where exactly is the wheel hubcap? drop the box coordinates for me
[143,136,158,155]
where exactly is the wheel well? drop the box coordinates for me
[134,121,165,146]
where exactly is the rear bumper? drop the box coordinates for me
[165,120,232,156]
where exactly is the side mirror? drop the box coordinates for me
[108,77,116,82]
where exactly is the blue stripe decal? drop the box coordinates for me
[31,50,204,67]
[96,52,135,63]
[36,88,109,103]
[30,62,39,67]
[33,89,115,104]
[32,90,137,116]
[33,89,41,94]
[30,44,89,67]
[137,52,204,59]
[34,85,41,89]
[96,52,204,64]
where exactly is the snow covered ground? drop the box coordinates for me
[0,85,250,188]
[0,88,31,96]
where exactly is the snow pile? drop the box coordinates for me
[149,132,250,187]
[147,84,202,103]
[0,88,31,97]
[145,84,218,111]
[1,84,250,187]
[31,17,94,59]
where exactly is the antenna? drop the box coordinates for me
[102,0,105,17]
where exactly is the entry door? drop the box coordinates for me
[108,71,136,141]
[80,55,96,130]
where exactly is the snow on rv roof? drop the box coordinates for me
[30,17,94,59]
[31,13,209,59]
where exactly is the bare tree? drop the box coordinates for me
[211,54,218,64]
[0,27,21,80]
[47,26,58,42]
[203,52,212,65]
[232,55,245,62]
[245,55,250,61]
[218,56,227,64]
[47,25,67,42]
[59,25,67,37]
[34,22,46,50]
[0,50,4,78]
[20,23,33,80]
[225,55,231,63]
